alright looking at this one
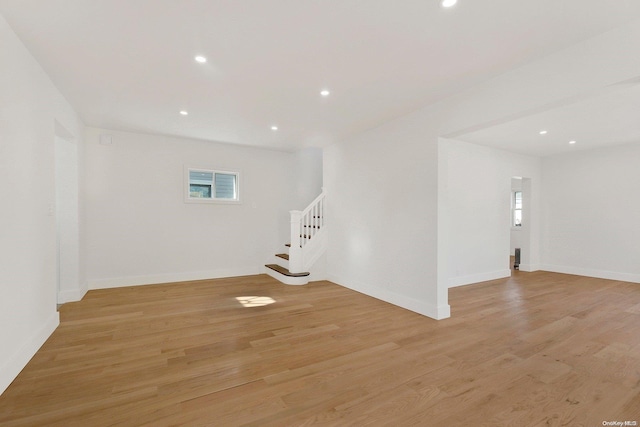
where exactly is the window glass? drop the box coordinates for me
[189,171,213,198]
[513,191,522,226]
[214,173,237,199]
[514,191,522,210]
[186,167,239,203]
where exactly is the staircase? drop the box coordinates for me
[265,190,326,285]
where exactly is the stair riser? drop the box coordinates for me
[275,256,289,269]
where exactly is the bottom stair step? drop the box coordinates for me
[265,264,310,277]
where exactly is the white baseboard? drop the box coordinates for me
[0,311,59,396]
[307,252,327,282]
[57,288,88,304]
[540,264,640,284]
[88,267,262,290]
[519,264,540,272]
[448,269,511,288]
[327,274,450,320]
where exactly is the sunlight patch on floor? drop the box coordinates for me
[235,296,276,307]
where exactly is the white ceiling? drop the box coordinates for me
[2,0,640,153]
[455,79,640,157]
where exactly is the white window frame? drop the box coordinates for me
[184,166,241,204]
[512,190,522,227]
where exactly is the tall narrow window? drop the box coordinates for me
[513,191,522,226]
[186,167,240,203]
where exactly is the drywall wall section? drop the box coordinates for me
[0,15,84,395]
[444,139,541,288]
[541,141,640,282]
[324,116,445,319]
[292,147,323,208]
[83,127,297,288]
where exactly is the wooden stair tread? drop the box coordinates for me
[265,264,310,277]
[275,253,289,260]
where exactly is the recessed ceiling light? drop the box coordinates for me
[569,140,577,145]
[180,110,188,116]
[539,130,548,135]
[320,90,330,97]
[271,126,278,131]
[194,55,207,63]
[441,0,457,8]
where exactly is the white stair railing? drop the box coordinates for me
[289,189,326,273]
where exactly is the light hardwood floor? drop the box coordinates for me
[1,271,640,426]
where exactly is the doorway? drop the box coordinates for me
[509,176,532,273]
[54,121,79,305]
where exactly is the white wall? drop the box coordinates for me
[445,139,541,288]
[325,20,640,320]
[0,14,84,395]
[324,116,445,319]
[83,127,299,288]
[292,147,323,208]
[541,142,640,283]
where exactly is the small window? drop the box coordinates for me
[186,167,240,203]
[513,191,522,227]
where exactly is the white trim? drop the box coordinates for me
[540,264,640,284]
[512,190,523,227]
[307,252,327,282]
[57,288,87,304]
[184,165,241,204]
[88,267,262,289]
[274,255,289,270]
[448,269,511,288]
[519,264,540,272]
[327,274,450,320]
[302,227,327,271]
[0,312,59,395]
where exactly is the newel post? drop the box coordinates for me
[289,210,303,273]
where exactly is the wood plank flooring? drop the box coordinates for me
[1,271,640,426]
